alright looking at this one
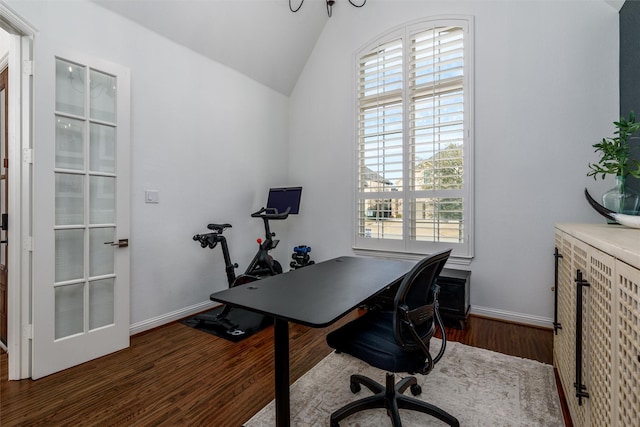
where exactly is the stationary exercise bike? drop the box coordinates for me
[191,187,302,336]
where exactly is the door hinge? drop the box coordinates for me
[23,148,33,164]
[23,324,33,340]
[24,236,33,251]
[23,60,33,76]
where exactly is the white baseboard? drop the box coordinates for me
[469,305,553,329]
[129,302,553,336]
[129,300,220,336]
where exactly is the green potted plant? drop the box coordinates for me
[588,112,640,215]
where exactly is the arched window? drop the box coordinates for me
[354,17,474,261]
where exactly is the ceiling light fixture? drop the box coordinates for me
[289,0,366,18]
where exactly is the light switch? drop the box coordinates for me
[145,190,159,204]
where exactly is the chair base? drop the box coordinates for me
[330,372,459,427]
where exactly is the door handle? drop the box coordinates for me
[104,239,129,248]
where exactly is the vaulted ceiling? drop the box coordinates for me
[93,0,331,96]
[93,0,624,96]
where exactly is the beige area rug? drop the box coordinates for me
[245,339,564,426]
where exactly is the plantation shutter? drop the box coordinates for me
[354,19,472,259]
[356,38,404,240]
[408,26,465,245]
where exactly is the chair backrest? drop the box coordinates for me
[392,249,451,353]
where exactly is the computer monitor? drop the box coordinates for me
[266,187,302,215]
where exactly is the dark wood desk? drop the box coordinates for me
[210,256,415,427]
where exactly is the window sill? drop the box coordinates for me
[352,247,473,267]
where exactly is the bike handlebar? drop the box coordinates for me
[250,207,291,220]
[193,233,218,249]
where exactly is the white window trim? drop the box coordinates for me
[352,16,474,265]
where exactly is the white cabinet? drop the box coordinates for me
[554,224,639,427]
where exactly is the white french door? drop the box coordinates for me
[32,52,130,379]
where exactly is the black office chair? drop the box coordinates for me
[326,249,459,427]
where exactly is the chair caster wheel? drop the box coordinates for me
[410,383,422,396]
[350,380,361,394]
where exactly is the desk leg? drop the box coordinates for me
[274,318,290,427]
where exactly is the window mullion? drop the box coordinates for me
[402,27,411,250]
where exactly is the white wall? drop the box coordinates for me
[9,0,291,326]
[289,0,620,325]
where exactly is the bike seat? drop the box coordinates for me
[207,223,232,232]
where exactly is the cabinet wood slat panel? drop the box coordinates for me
[587,249,614,426]
[616,260,640,427]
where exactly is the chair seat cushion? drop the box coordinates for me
[327,311,427,373]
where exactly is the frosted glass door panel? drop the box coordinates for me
[55,59,85,116]
[55,284,84,339]
[90,123,115,173]
[55,117,84,170]
[90,70,116,123]
[55,173,84,226]
[55,229,84,282]
[90,176,115,224]
[90,227,115,277]
[89,279,115,330]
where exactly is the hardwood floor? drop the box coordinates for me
[1,314,554,426]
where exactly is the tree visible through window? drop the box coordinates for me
[354,18,473,258]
